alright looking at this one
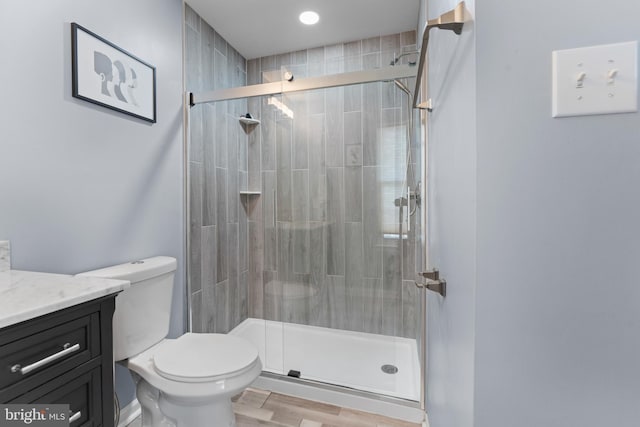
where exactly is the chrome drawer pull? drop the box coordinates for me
[69,411,81,423]
[10,343,81,375]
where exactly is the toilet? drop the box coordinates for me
[77,256,261,427]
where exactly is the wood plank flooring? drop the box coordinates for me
[126,387,420,427]
[233,388,420,427]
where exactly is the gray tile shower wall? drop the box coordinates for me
[186,2,421,340]
[186,4,249,334]
[246,31,422,341]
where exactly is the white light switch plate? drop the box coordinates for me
[552,41,638,117]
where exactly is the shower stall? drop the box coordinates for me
[233,77,422,401]
[185,6,426,420]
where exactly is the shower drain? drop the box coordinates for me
[381,364,398,374]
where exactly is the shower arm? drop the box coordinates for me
[413,1,466,109]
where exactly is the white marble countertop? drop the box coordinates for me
[0,269,129,329]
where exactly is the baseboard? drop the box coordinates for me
[117,398,141,427]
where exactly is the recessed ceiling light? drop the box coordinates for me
[299,11,320,25]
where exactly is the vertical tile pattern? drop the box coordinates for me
[382,244,402,337]
[344,167,362,222]
[292,170,310,275]
[363,84,381,167]
[202,225,217,293]
[276,119,292,222]
[326,168,345,275]
[186,7,250,335]
[202,280,216,333]
[308,115,326,222]
[344,223,363,332]
[325,88,344,167]
[344,111,362,167]
[292,96,308,170]
[187,12,421,353]
[248,221,264,319]
[202,104,217,226]
[189,162,203,294]
[363,278,383,334]
[327,276,347,329]
[215,280,229,333]
[402,280,420,340]
[277,222,293,286]
[190,291,203,333]
[362,166,383,279]
[189,104,204,163]
[262,171,277,272]
[245,30,421,340]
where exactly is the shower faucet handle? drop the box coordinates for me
[416,269,446,297]
[420,269,440,281]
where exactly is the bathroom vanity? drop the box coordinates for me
[0,270,129,426]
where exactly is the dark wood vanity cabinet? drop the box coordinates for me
[0,295,117,427]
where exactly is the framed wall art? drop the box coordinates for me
[71,23,156,123]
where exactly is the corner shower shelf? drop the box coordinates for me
[239,191,261,196]
[239,117,260,126]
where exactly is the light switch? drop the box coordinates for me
[552,41,638,117]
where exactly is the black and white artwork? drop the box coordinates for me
[71,23,156,123]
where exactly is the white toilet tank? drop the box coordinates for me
[77,256,177,362]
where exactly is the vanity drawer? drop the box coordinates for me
[0,295,116,426]
[11,366,102,427]
[0,313,99,392]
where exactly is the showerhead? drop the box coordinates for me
[390,51,419,66]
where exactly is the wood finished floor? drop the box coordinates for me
[126,388,420,427]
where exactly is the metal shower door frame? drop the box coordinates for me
[189,64,417,105]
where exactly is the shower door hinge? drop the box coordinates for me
[416,269,446,297]
[416,98,433,112]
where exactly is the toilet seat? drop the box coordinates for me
[153,333,259,383]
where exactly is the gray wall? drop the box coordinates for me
[475,0,640,426]
[424,0,640,426]
[423,0,476,426]
[185,5,250,334]
[0,0,184,409]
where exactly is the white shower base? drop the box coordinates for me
[229,318,420,402]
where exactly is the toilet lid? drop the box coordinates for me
[153,333,259,382]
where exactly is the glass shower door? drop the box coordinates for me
[264,78,423,401]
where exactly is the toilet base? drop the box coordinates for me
[160,393,236,427]
[132,373,238,427]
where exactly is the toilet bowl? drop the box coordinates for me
[125,333,261,426]
[77,256,261,427]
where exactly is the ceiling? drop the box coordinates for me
[186,0,421,60]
